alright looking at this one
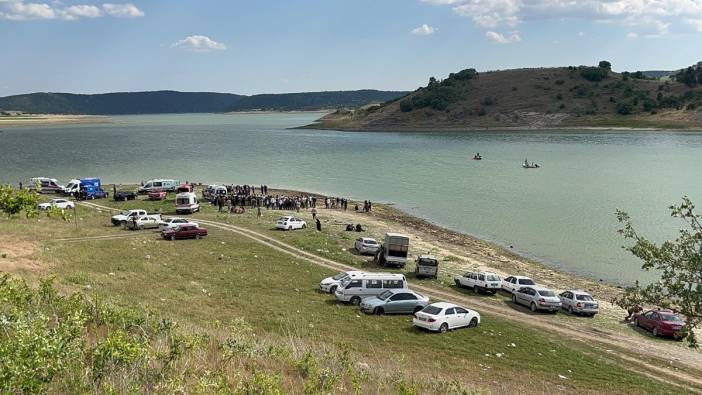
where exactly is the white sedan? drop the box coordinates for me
[38,198,75,210]
[275,216,307,230]
[501,275,537,293]
[126,216,161,230]
[354,237,380,255]
[159,218,198,231]
[413,302,481,333]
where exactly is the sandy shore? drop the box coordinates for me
[0,114,110,127]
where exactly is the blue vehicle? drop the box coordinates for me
[75,178,108,200]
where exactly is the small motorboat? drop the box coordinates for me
[472,153,482,160]
[522,158,540,168]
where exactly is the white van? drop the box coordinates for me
[63,179,81,195]
[29,177,64,194]
[335,273,408,305]
[319,270,365,293]
[138,179,180,193]
[175,192,200,214]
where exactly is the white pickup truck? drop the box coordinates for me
[111,209,161,226]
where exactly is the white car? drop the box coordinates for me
[275,216,307,230]
[354,237,380,255]
[319,270,365,293]
[413,302,481,333]
[454,271,502,294]
[501,275,537,293]
[38,198,75,210]
[125,215,162,230]
[559,290,599,316]
[159,218,199,231]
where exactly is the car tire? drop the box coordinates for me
[329,285,338,294]
[138,225,144,230]
[196,234,202,239]
[439,323,449,333]
[512,294,517,304]
[473,285,479,294]
[302,224,307,229]
[170,235,176,241]
[653,327,659,337]
[468,317,478,328]
[635,318,640,327]
[350,296,361,306]
[454,279,461,287]
[374,307,384,315]
[568,306,574,314]
[530,302,537,312]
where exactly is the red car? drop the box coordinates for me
[634,309,687,339]
[162,224,208,240]
[148,189,168,200]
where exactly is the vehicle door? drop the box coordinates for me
[364,279,382,298]
[502,277,514,291]
[507,278,518,292]
[344,279,363,298]
[178,226,192,239]
[515,288,530,305]
[477,274,486,288]
[389,293,416,314]
[355,238,362,250]
[444,308,457,328]
[454,307,470,327]
[646,312,660,331]
[559,292,572,309]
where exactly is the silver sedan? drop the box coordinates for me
[359,289,429,315]
[559,290,599,316]
[512,286,562,313]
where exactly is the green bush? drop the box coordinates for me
[616,102,634,115]
[579,66,609,82]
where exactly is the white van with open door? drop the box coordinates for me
[175,192,200,214]
[334,273,408,305]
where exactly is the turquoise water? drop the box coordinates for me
[2,113,701,285]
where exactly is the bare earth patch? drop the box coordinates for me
[0,235,44,274]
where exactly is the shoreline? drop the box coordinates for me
[0,114,110,127]
[298,123,702,133]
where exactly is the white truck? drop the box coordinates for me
[374,233,410,268]
[111,209,161,226]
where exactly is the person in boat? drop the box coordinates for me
[524,158,530,167]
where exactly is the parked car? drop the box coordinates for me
[335,273,407,305]
[559,290,599,316]
[374,233,410,268]
[354,237,380,255]
[148,190,168,201]
[414,255,439,279]
[38,198,75,210]
[176,183,193,193]
[114,191,137,201]
[29,177,64,194]
[360,289,429,315]
[275,216,307,230]
[413,302,481,333]
[501,276,537,293]
[454,271,501,294]
[634,309,688,339]
[125,215,161,230]
[159,217,199,231]
[319,270,365,293]
[161,224,208,240]
[512,286,562,313]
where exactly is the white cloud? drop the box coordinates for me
[172,35,227,52]
[578,31,585,37]
[102,3,143,18]
[485,30,521,43]
[0,1,144,20]
[422,0,702,36]
[411,23,437,35]
[626,32,638,39]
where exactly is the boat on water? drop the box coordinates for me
[522,158,540,169]
[472,153,482,160]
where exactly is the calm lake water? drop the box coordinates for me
[2,113,701,285]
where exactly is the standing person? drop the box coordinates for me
[18,181,23,190]
[311,207,317,220]
[217,196,223,212]
[257,206,262,219]
[316,218,322,232]
[368,201,372,212]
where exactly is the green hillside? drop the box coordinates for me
[0,90,408,115]
[307,62,702,130]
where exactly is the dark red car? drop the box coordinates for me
[148,189,168,201]
[634,309,687,339]
[162,224,208,240]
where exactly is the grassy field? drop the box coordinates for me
[0,192,696,393]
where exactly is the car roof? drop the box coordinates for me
[534,287,554,292]
[418,254,437,259]
[513,275,533,279]
[360,237,377,241]
[386,232,409,238]
[567,290,592,295]
[429,302,459,309]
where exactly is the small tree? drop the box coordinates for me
[598,60,612,70]
[0,185,40,218]
[616,197,702,347]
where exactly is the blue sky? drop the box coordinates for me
[1,0,701,96]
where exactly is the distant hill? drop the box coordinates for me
[306,63,702,130]
[0,90,408,115]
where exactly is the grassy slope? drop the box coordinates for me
[0,193,694,394]
[309,67,702,130]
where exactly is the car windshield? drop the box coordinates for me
[660,314,684,322]
[422,305,443,315]
[378,290,393,300]
[364,239,377,245]
[575,294,594,301]
[537,290,555,297]
[486,274,500,281]
[340,278,352,287]
[418,258,437,266]
[518,279,535,285]
[332,273,349,281]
